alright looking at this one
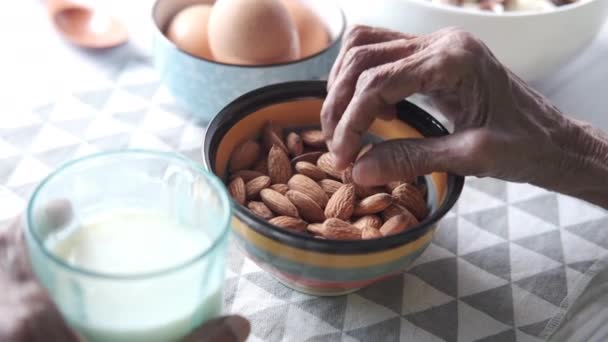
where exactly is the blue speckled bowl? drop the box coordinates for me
[152,0,345,121]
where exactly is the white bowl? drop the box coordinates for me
[336,0,608,82]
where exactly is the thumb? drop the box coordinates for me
[182,315,250,342]
[352,130,483,186]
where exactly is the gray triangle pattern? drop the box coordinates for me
[514,230,564,263]
[123,82,161,99]
[408,257,458,297]
[346,317,401,342]
[223,276,240,312]
[565,217,608,249]
[113,109,148,126]
[35,145,80,169]
[567,260,596,274]
[296,297,347,330]
[434,216,458,254]
[513,194,559,226]
[248,304,290,341]
[75,88,114,111]
[462,243,511,281]
[244,272,293,301]
[514,266,568,307]
[357,275,403,314]
[464,206,509,239]
[461,284,514,326]
[89,133,131,151]
[0,156,21,184]
[304,332,342,342]
[475,329,516,342]
[518,319,551,337]
[405,300,458,342]
[54,118,91,138]
[157,126,187,150]
[466,177,507,202]
[1,124,42,149]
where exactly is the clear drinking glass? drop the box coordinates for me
[24,150,231,342]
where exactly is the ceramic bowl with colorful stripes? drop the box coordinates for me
[203,81,464,296]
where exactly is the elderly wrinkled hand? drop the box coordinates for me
[322,25,608,208]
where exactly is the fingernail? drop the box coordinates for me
[225,316,250,342]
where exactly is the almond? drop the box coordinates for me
[324,184,355,220]
[245,176,271,199]
[379,214,418,236]
[320,218,361,240]
[317,153,342,179]
[318,179,343,196]
[286,132,304,157]
[381,203,408,221]
[229,170,265,182]
[295,161,326,181]
[228,177,246,205]
[270,183,289,195]
[356,143,373,161]
[362,226,383,239]
[262,122,288,153]
[300,129,325,148]
[352,215,383,230]
[307,223,324,235]
[286,190,326,223]
[288,174,329,208]
[268,145,292,184]
[260,189,299,218]
[269,216,308,231]
[291,151,323,165]
[386,181,403,193]
[353,193,393,216]
[229,139,261,171]
[252,158,268,174]
[392,183,428,220]
[247,201,274,220]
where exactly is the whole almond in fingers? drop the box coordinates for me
[245,176,271,199]
[247,201,274,220]
[352,215,383,230]
[268,145,292,184]
[229,139,261,171]
[286,190,326,223]
[262,122,288,153]
[341,164,381,198]
[269,216,308,231]
[379,214,418,236]
[362,226,383,239]
[324,184,355,220]
[317,153,342,179]
[318,179,343,196]
[260,189,299,218]
[353,193,393,216]
[356,143,373,161]
[291,151,323,165]
[300,129,325,148]
[288,174,329,207]
[286,132,304,157]
[228,177,246,205]
[295,161,326,181]
[386,181,403,193]
[392,183,428,220]
[270,183,289,195]
[230,170,265,182]
[320,218,361,240]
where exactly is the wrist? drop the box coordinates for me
[546,116,608,208]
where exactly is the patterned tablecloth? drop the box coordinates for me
[2,57,608,342]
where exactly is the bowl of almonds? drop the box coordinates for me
[203,81,464,296]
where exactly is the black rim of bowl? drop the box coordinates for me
[203,81,464,254]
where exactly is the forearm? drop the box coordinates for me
[543,116,608,209]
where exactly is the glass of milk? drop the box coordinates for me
[24,150,232,342]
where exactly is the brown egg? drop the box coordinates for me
[208,0,300,65]
[166,4,214,60]
[283,0,330,58]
